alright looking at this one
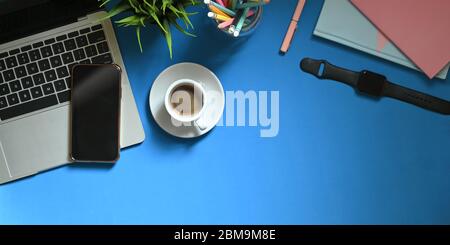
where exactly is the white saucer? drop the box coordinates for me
[149,63,225,138]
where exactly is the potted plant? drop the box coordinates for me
[100,0,200,58]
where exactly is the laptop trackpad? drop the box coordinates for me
[0,141,12,183]
[0,106,70,177]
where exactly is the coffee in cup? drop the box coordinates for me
[165,79,208,130]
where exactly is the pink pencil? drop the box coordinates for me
[218,18,234,29]
[215,0,225,6]
[280,0,306,53]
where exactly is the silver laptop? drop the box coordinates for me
[0,0,145,184]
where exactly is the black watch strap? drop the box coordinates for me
[300,58,359,87]
[300,58,450,115]
[383,82,450,115]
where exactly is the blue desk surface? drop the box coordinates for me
[1,0,449,224]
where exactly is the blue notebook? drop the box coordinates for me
[314,0,449,79]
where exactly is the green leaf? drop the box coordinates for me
[99,0,200,58]
[162,0,172,14]
[163,19,172,59]
[168,5,181,18]
[136,26,143,52]
[139,16,147,27]
[177,3,193,29]
[150,12,167,34]
[170,18,196,37]
[115,15,140,26]
[99,0,110,8]
[143,0,156,11]
[127,0,141,13]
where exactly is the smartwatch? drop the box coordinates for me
[300,58,450,115]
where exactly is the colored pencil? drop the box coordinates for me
[280,0,306,53]
[218,18,234,29]
[233,7,250,37]
[207,0,269,37]
[204,0,236,17]
[208,12,232,22]
[236,0,270,9]
[217,10,255,29]
[228,8,245,34]
[229,0,237,9]
[208,4,232,18]
[216,0,226,7]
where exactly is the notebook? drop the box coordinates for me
[351,0,450,79]
[313,0,449,79]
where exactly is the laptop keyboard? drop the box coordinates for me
[0,24,113,121]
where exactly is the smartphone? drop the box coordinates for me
[70,64,122,163]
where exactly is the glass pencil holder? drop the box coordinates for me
[210,5,263,38]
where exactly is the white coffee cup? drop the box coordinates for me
[165,79,208,130]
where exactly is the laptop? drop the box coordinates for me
[0,0,145,184]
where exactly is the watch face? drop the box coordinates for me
[357,71,386,97]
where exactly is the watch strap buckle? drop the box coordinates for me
[300,58,329,79]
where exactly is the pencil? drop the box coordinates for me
[217,10,255,29]
[228,8,245,34]
[236,0,270,9]
[208,0,267,37]
[215,0,226,7]
[218,18,234,29]
[208,12,232,22]
[280,0,306,54]
[204,0,236,17]
[233,7,250,37]
[229,0,237,9]
[208,4,232,18]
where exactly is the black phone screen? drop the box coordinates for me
[71,64,121,162]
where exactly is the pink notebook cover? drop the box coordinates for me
[351,0,450,79]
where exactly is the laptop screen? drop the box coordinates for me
[0,0,99,44]
[0,0,48,15]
